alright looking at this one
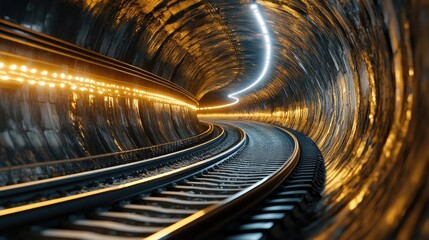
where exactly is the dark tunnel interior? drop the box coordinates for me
[0,0,428,239]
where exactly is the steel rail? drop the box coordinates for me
[0,123,219,198]
[0,122,213,172]
[145,126,300,240]
[0,125,247,231]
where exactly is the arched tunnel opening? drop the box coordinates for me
[0,0,427,239]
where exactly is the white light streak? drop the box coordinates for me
[198,96,239,110]
[229,3,271,98]
[198,3,272,110]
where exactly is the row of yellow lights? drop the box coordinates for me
[0,62,197,110]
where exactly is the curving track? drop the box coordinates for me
[0,122,217,186]
[0,121,325,240]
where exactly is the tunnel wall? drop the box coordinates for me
[0,0,242,99]
[0,0,206,168]
[0,85,202,167]
[199,0,427,238]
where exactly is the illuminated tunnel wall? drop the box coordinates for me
[0,85,202,166]
[0,0,243,99]
[0,0,428,239]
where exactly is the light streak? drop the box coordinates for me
[0,61,197,110]
[198,3,271,111]
[197,96,239,110]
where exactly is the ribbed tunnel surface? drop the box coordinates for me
[0,0,428,239]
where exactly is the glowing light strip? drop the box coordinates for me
[0,62,197,110]
[198,96,240,110]
[198,3,271,110]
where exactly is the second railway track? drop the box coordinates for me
[0,122,244,233]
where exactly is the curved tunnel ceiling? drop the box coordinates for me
[0,0,250,100]
[1,0,428,239]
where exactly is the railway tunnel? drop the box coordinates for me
[0,0,428,239]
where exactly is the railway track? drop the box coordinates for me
[0,122,217,186]
[0,121,325,239]
[0,122,244,235]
